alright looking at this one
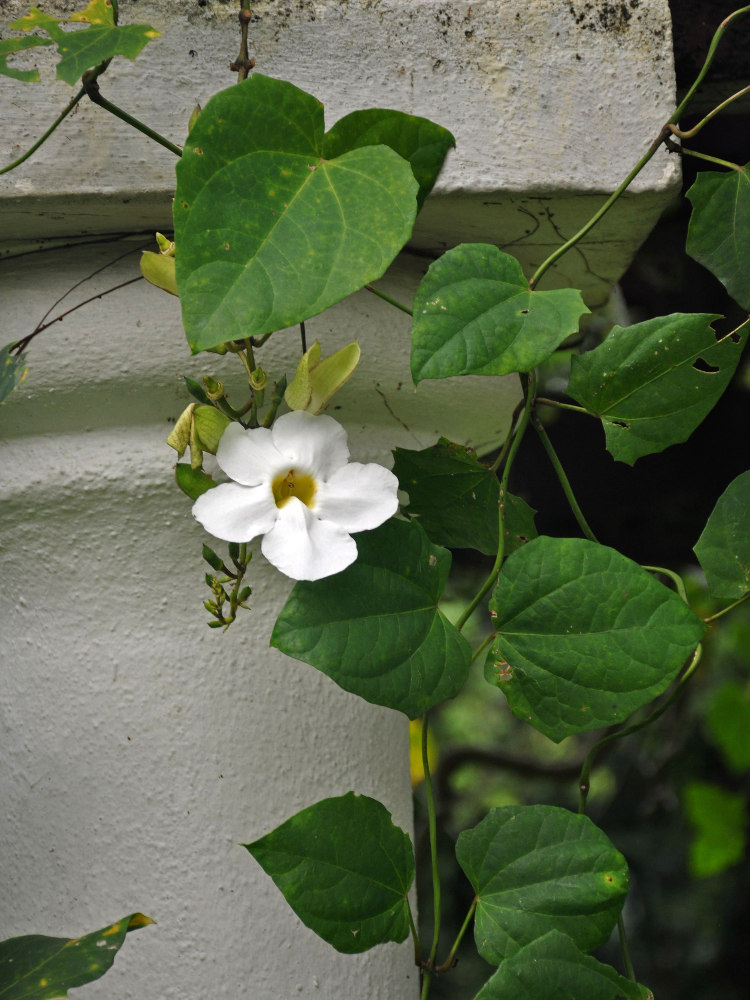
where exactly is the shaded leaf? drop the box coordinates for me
[0,344,28,405]
[694,470,750,599]
[322,108,455,210]
[174,75,418,353]
[0,913,152,1000]
[456,805,628,963]
[684,781,747,878]
[10,4,160,85]
[392,439,536,555]
[474,930,652,1000]
[486,537,705,742]
[410,244,589,383]
[271,518,471,719]
[175,462,216,500]
[705,680,750,773]
[686,164,750,310]
[246,792,414,953]
[567,313,746,465]
[0,35,53,83]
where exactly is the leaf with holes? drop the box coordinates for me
[486,537,705,742]
[10,3,160,85]
[456,805,628,964]
[174,74,419,353]
[686,164,750,310]
[410,244,589,383]
[0,35,53,82]
[246,793,414,953]
[322,108,455,210]
[0,914,152,1000]
[392,439,536,554]
[567,313,747,465]
[271,518,471,719]
[694,470,750,600]
[474,931,653,1000]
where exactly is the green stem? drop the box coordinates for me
[422,714,441,973]
[365,284,413,316]
[82,74,182,157]
[489,394,523,474]
[455,372,536,632]
[618,914,637,982]
[530,4,750,289]
[407,899,422,967]
[532,413,598,543]
[669,6,750,124]
[1,87,86,176]
[667,83,750,139]
[706,592,750,622]
[471,631,497,665]
[578,645,703,814]
[678,147,744,172]
[641,565,688,603]
[535,396,589,415]
[436,897,478,974]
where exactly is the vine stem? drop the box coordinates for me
[82,72,182,157]
[455,372,536,632]
[1,86,85,176]
[617,914,637,982]
[666,83,750,139]
[532,413,598,543]
[435,897,478,974]
[529,4,750,290]
[365,284,413,316]
[677,147,744,172]
[706,592,750,622]
[578,645,703,814]
[420,713,440,1000]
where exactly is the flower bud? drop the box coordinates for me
[155,232,176,257]
[140,251,178,296]
[285,340,360,413]
[203,376,225,401]
[249,367,268,391]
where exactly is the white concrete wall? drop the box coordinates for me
[0,3,677,998]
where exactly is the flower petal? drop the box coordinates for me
[193,481,277,542]
[314,462,399,532]
[215,421,286,486]
[271,411,349,479]
[261,497,357,580]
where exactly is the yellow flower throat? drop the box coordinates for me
[271,468,317,509]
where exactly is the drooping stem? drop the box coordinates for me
[618,914,637,982]
[82,72,182,157]
[666,83,750,139]
[455,372,536,632]
[641,565,688,603]
[578,645,703,814]
[0,87,86,176]
[532,412,598,543]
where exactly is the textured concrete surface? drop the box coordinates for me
[0,2,678,998]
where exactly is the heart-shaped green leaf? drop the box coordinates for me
[271,518,471,719]
[486,537,705,742]
[456,805,628,963]
[0,914,152,1000]
[246,793,414,953]
[174,75,419,353]
[694,470,750,599]
[567,313,746,465]
[686,164,750,310]
[322,108,455,210]
[474,930,653,1000]
[392,439,536,555]
[410,244,589,383]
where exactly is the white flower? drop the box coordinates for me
[192,411,399,581]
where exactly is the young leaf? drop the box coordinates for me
[456,805,628,964]
[473,930,653,1000]
[9,4,160,86]
[271,518,472,719]
[174,75,419,353]
[322,108,455,210]
[0,343,28,405]
[392,439,536,555]
[486,537,705,742]
[567,313,746,465]
[0,913,153,1000]
[410,244,589,383]
[705,681,750,773]
[694,469,750,599]
[245,792,414,953]
[683,781,748,878]
[686,164,750,310]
